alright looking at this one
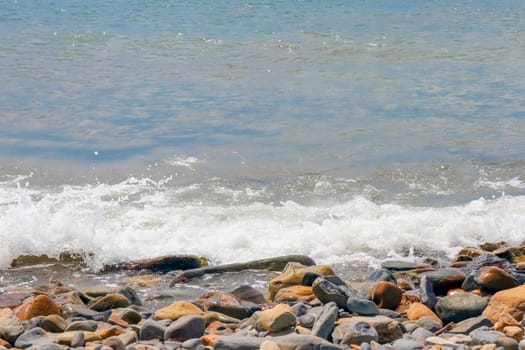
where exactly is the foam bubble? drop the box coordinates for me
[1,176,524,270]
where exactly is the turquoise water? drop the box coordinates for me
[1,1,525,268]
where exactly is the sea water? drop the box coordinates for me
[1,1,525,273]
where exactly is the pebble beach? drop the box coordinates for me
[2,242,525,350]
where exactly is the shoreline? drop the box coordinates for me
[1,243,525,349]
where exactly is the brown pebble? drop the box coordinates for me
[372,281,403,310]
[15,294,61,321]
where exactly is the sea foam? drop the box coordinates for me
[1,175,524,270]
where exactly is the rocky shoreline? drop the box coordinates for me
[2,242,525,350]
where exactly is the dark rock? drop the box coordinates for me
[170,255,316,285]
[213,335,264,350]
[0,309,25,344]
[88,294,130,312]
[415,316,442,333]
[291,303,312,317]
[118,286,143,306]
[181,338,203,350]
[164,315,206,341]
[449,315,493,334]
[435,293,488,324]
[117,308,142,324]
[139,319,167,341]
[381,261,422,271]
[102,336,125,350]
[332,322,379,345]
[14,328,54,349]
[367,269,397,284]
[461,274,481,291]
[347,298,379,316]
[311,302,338,340]
[410,327,434,343]
[70,331,85,348]
[421,268,466,296]
[302,272,322,286]
[462,254,514,275]
[474,266,519,292]
[65,320,98,332]
[41,314,68,333]
[470,328,519,349]
[372,281,402,310]
[102,254,203,273]
[231,285,266,305]
[198,291,260,320]
[419,275,437,310]
[312,277,348,309]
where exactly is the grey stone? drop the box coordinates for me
[102,336,125,350]
[65,320,98,332]
[378,309,401,319]
[332,322,379,345]
[419,276,437,310]
[435,293,488,324]
[415,316,442,332]
[119,308,142,324]
[181,337,203,350]
[392,338,423,350]
[41,315,68,333]
[312,277,348,309]
[292,303,312,317]
[311,302,338,339]
[231,285,266,305]
[367,269,397,284]
[14,328,54,349]
[297,313,316,328]
[213,335,264,350]
[271,334,341,350]
[519,339,525,350]
[26,344,64,350]
[381,261,421,271]
[0,310,25,344]
[449,316,493,334]
[164,315,205,341]
[410,327,434,343]
[140,319,167,341]
[118,286,143,306]
[70,331,85,348]
[470,328,519,349]
[347,298,379,316]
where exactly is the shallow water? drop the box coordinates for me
[1,1,525,278]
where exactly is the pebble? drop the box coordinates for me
[3,244,525,350]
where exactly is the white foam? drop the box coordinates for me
[1,176,525,270]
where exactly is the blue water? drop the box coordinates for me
[1,1,525,268]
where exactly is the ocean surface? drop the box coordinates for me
[1,1,525,272]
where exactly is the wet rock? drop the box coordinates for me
[367,269,397,284]
[475,266,519,292]
[347,297,379,316]
[406,302,441,325]
[435,292,488,323]
[483,285,525,323]
[15,295,61,321]
[172,255,316,285]
[153,301,203,321]
[463,254,515,275]
[14,327,54,349]
[139,320,168,341]
[332,321,379,346]
[41,314,68,333]
[337,316,403,343]
[273,285,315,303]
[372,281,402,310]
[0,308,25,344]
[256,304,296,333]
[419,275,437,310]
[88,294,130,312]
[449,315,493,334]
[117,286,143,306]
[65,319,98,332]
[115,308,142,325]
[102,255,203,273]
[494,245,525,264]
[103,336,126,350]
[311,302,338,339]
[268,263,333,301]
[197,291,260,320]
[164,315,205,341]
[54,331,101,345]
[415,316,442,332]
[421,267,466,296]
[231,285,266,305]
[312,277,348,309]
